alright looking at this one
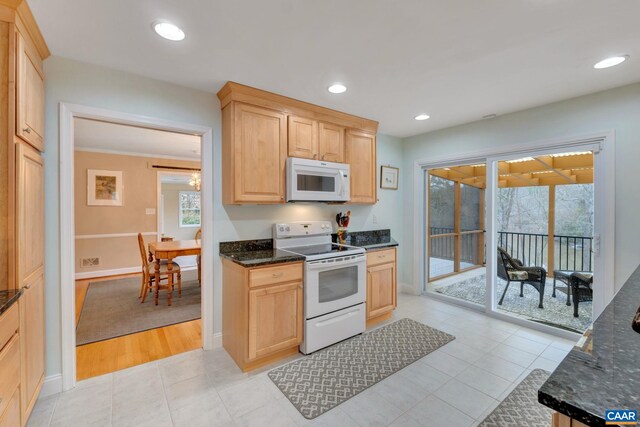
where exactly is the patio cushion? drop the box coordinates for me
[507,270,528,281]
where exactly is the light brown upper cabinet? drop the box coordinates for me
[318,122,345,162]
[288,116,318,159]
[16,33,45,152]
[222,102,287,204]
[217,82,378,204]
[346,130,377,204]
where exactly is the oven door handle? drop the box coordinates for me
[306,255,365,270]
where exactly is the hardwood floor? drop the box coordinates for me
[75,274,202,381]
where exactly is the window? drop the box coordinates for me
[179,191,201,227]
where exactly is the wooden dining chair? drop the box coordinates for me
[195,228,202,286]
[137,233,182,304]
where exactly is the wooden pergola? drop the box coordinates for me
[428,152,594,281]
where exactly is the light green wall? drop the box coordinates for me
[401,82,640,290]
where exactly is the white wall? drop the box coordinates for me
[161,183,201,241]
[43,56,404,378]
[401,82,640,291]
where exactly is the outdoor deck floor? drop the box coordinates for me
[427,266,592,333]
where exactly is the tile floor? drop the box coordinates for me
[28,293,576,427]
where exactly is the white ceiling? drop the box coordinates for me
[31,0,640,138]
[74,118,201,159]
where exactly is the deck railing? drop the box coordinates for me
[429,228,594,272]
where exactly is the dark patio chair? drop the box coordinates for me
[552,270,593,317]
[497,247,546,309]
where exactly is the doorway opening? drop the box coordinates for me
[70,116,206,381]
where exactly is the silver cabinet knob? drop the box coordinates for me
[23,127,31,133]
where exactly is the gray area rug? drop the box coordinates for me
[479,369,551,427]
[268,318,455,419]
[76,271,200,345]
[436,274,591,333]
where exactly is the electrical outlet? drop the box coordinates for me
[373,214,378,224]
[146,208,156,215]
[81,257,100,267]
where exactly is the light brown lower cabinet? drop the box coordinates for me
[366,247,397,325]
[19,272,45,421]
[0,303,20,427]
[222,260,304,371]
[551,412,589,427]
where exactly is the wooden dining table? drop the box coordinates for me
[148,239,201,306]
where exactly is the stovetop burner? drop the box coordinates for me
[280,243,353,257]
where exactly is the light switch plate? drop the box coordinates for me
[146,208,156,215]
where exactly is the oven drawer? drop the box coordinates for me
[249,263,303,288]
[301,303,365,354]
[366,248,396,267]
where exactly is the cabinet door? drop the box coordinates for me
[17,142,45,421]
[16,33,45,152]
[17,142,44,286]
[345,130,377,204]
[248,282,303,360]
[318,122,344,163]
[234,103,287,203]
[0,388,20,427]
[20,272,45,420]
[288,116,318,159]
[367,262,396,319]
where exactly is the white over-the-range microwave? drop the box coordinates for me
[286,157,350,202]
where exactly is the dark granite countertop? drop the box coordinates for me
[538,265,640,426]
[219,239,305,267]
[0,288,22,316]
[334,229,399,251]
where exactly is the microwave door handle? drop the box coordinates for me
[340,171,347,198]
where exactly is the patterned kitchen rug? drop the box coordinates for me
[267,318,455,419]
[478,369,552,427]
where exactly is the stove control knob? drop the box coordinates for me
[278,225,284,232]
[285,226,290,232]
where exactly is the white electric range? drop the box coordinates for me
[273,221,366,354]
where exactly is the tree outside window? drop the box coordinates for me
[179,191,201,227]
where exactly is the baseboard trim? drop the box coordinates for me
[40,374,63,397]
[75,266,140,280]
[399,282,421,296]
[212,332,222,349]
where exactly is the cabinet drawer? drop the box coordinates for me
[249,263,303,288]
[366,248,396,267]
[0,335,20,417]
[0,387,20,427]
[0,304,18,352]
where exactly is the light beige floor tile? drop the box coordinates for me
[473,353,527,382]
[401,394,475,427]
[339,388,405,427]
[421,349,470,377]
[218,375,280,418]
[398,360,452,392]
[490,343,538,367]
[502,335,549,355]
[455,365,512,399]
[434,379,497,420]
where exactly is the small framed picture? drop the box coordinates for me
[380,165,399,190]
[87,169,123,206]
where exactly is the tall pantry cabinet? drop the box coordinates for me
[0,1,49,426]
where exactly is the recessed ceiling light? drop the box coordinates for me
[593,55,629,69]
[328,84,347,94]
[153,21,185,41]
[414,114,430,121]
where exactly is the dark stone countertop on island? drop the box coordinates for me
[333,229,399,250]
[219,239,305,267]
[0,288,22,316]
[538,264,640,426]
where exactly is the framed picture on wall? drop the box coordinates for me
[380,165,399,190]
[87,169,123,206]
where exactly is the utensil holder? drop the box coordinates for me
[337,227,348,244]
